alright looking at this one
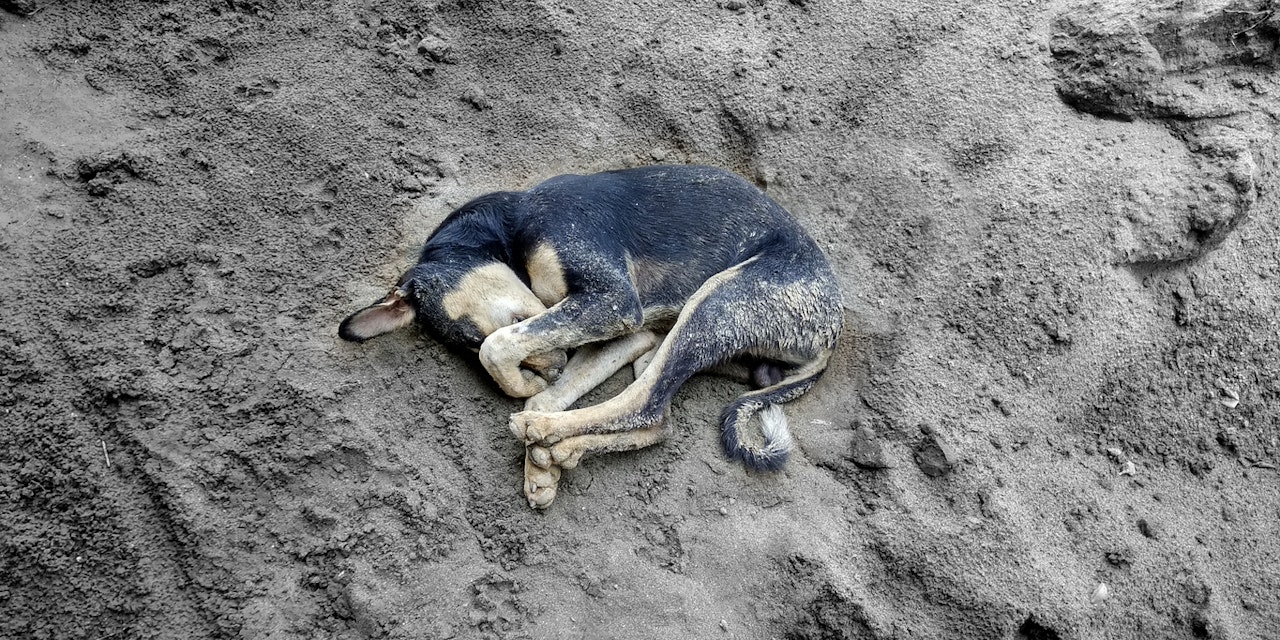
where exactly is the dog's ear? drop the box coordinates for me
[338,289,416,342]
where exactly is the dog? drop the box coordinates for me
[339,165,843,508]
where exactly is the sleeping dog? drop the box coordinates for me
[339,165,843,508]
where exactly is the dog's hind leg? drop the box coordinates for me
[529,418,673,470]
[523,352,829,478]
[511,255,842,447]
[524,330,659,413]
[523,417,671,509]
[508,262,755,445]
[520,330,659,509]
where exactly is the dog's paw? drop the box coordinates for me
[527,444,554,468]
[480,329,548,398]
[508,411,532,440]
[509,410,561,445]
[524,388,567,413]
[494,368,550,399]
[550,442,585,469]
[531,440,583,470]
[517,368,551,396]
[522,349,567,383]
[524,449,561,509]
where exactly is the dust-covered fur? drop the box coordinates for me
[339,165,843,508]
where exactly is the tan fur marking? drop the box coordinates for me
[442,263,546,335]
[526,243,569,307]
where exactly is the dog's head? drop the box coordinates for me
[338,260,566,377]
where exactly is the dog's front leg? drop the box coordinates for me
[480,293,642,398]
[479,324,553,397]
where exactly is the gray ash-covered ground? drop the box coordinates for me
[1,1,1277,639]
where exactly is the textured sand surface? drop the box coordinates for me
[1,1,1278,638]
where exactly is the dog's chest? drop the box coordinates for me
[525,243,569,306]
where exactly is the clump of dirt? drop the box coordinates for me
[2,1,1278,639]
[1051,1,1278,263]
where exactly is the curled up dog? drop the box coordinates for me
[339,165,843,508]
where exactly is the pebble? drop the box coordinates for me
[1136,518,1161,540]
[462,86,491,111]
[399,175,424,192]
[417,34,454,63]
[915,428,958,477]
[1105,550,1131,567]
[850,422,892,469]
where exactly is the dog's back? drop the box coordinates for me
[512,165,830,310]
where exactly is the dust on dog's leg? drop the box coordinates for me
[523,344,604,413]
[524,446,562,509]
[524,330,658,413]
[546,418,671,469]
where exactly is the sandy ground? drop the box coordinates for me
[1,1,1278,638]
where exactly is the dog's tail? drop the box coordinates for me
[718,357,828,471]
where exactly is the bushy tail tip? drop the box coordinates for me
[720,401,792,472]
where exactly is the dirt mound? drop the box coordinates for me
[2,1,1277,639]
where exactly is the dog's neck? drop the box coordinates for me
[420,192,519,268]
